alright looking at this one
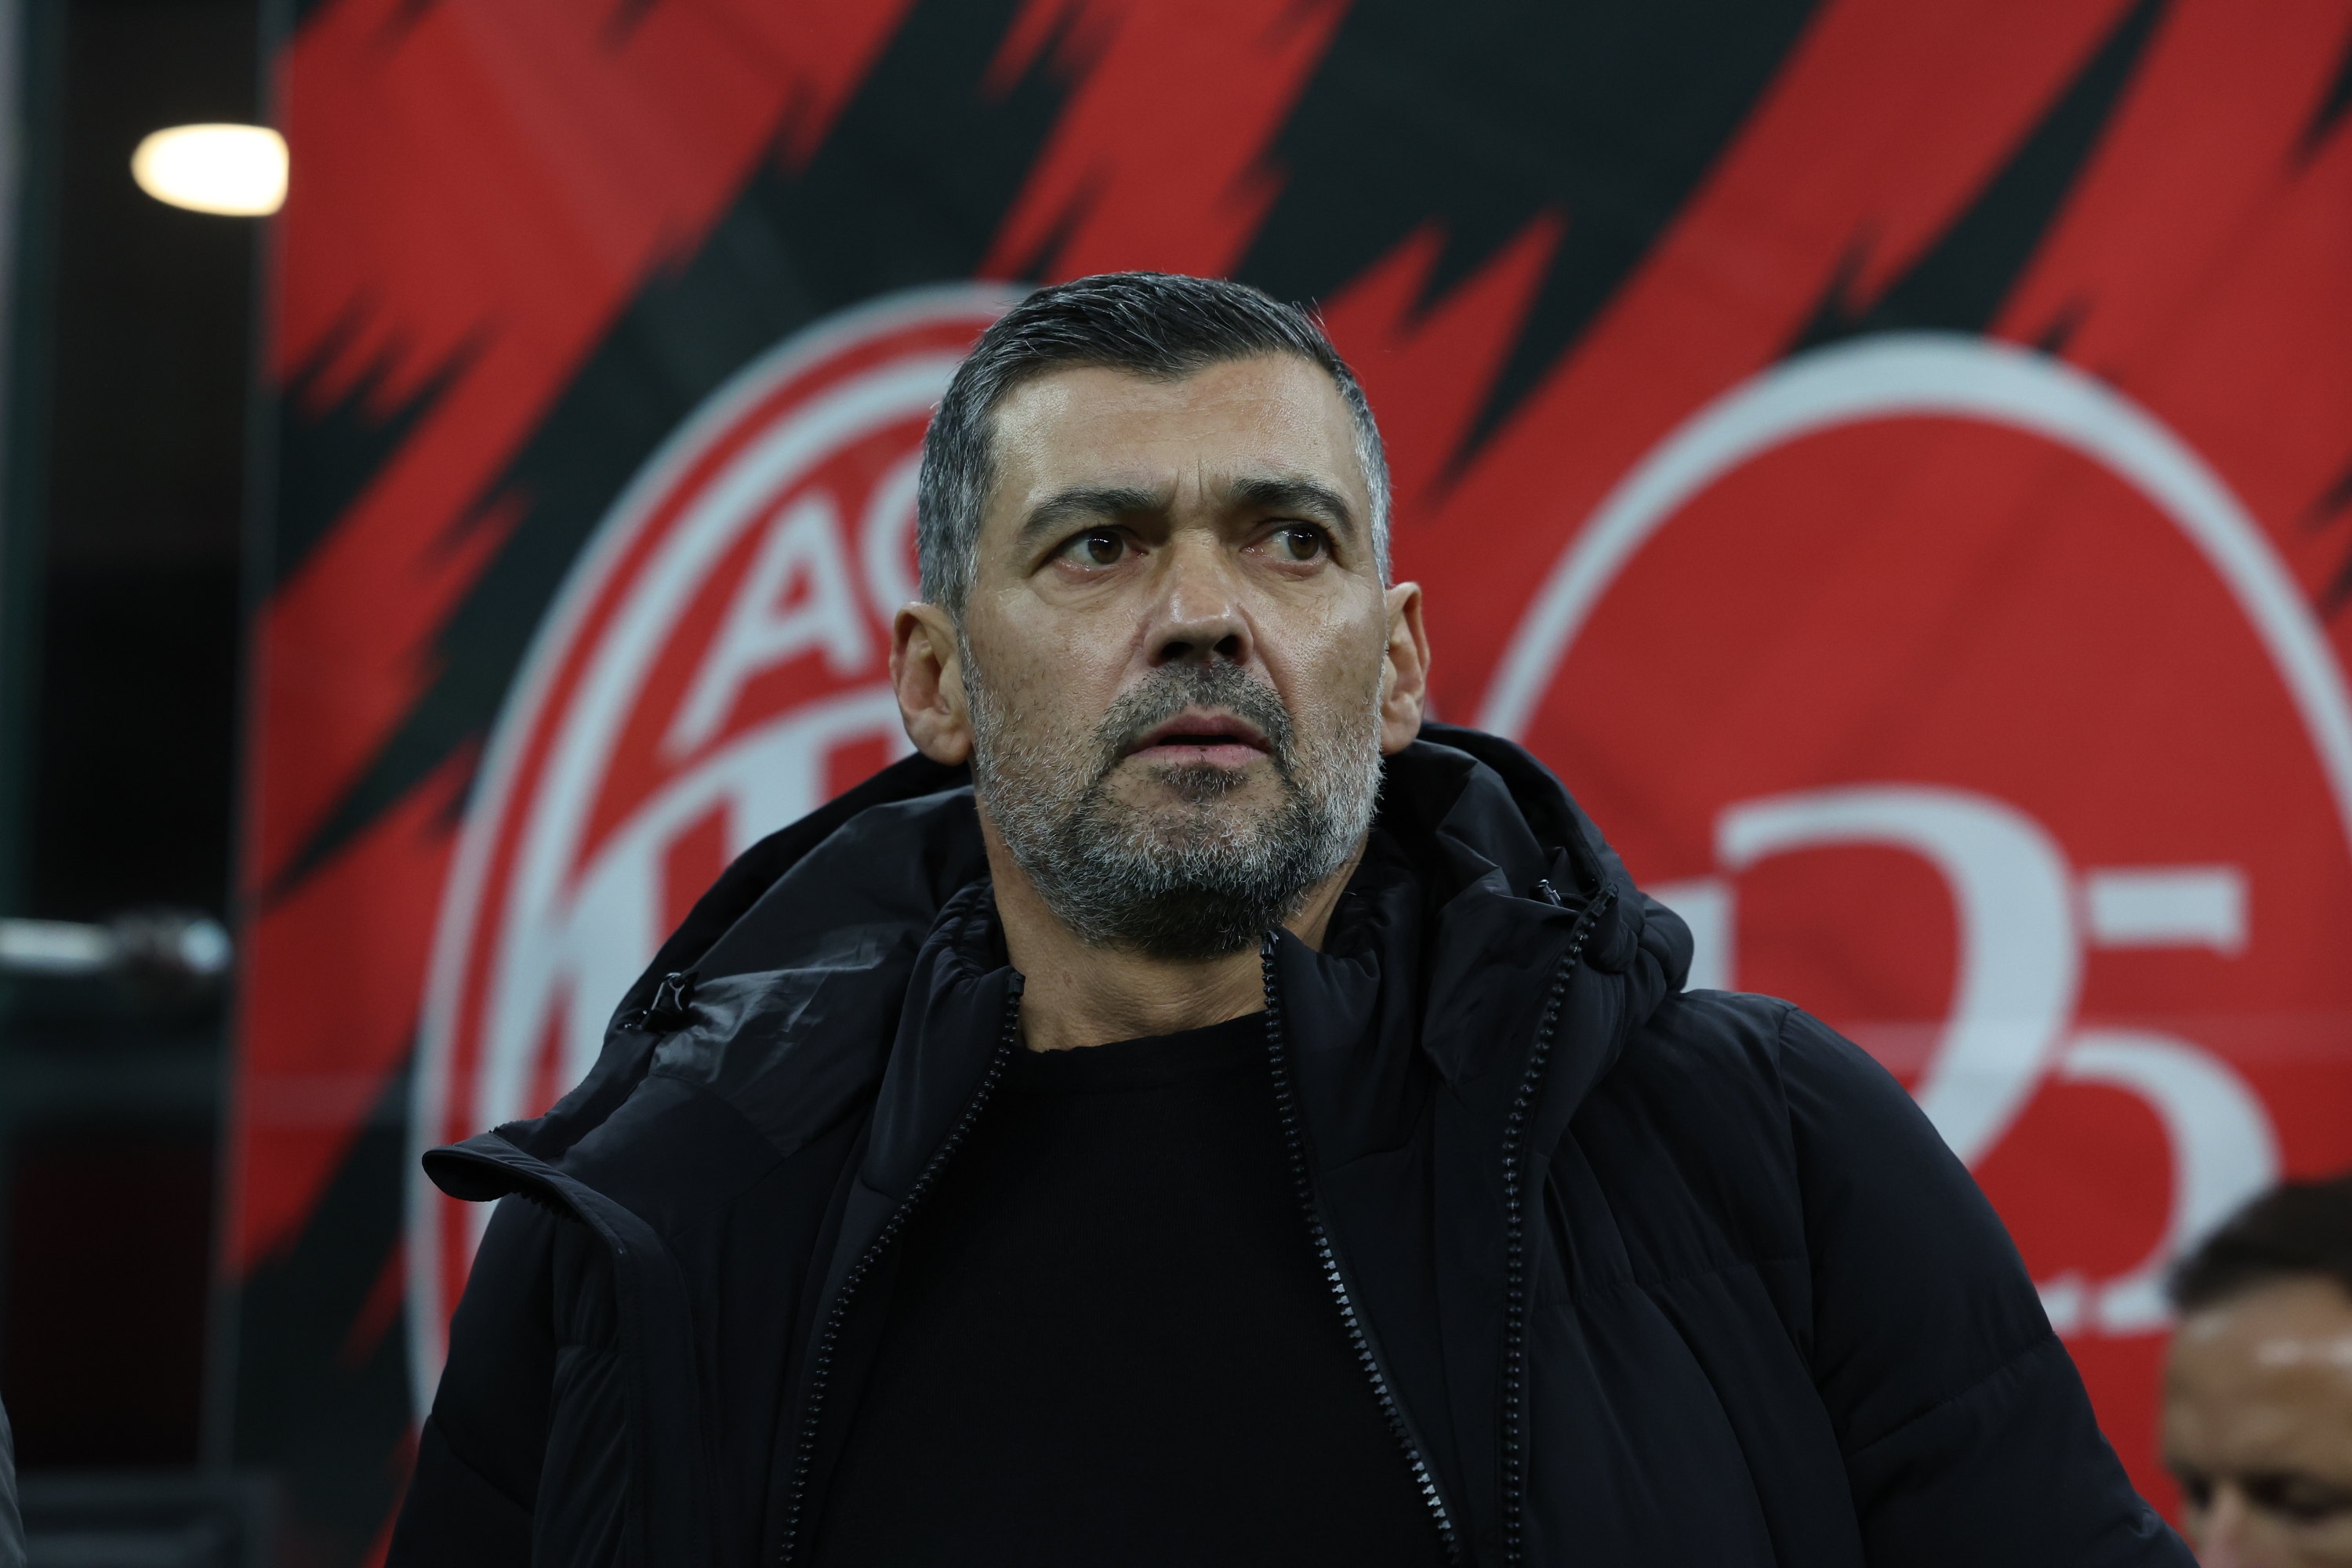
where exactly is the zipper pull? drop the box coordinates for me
[1533,878,1566,907]
[641,970,698,1031]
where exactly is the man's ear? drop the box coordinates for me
[1379,581,1430,756]
[891,602,974,765]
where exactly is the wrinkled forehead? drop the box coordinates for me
[2169,1279,2352,1416]
[979,355,1370,534]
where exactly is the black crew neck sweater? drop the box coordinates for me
[807,1010,1448,1566]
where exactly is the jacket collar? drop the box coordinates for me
[438,727,1692,1206]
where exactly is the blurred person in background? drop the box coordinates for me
[2166,1174,2352,1566]
[390,273,2188,1566]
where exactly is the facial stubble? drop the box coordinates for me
[964,647,1383,960]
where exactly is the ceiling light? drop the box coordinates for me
[131,123,287,216]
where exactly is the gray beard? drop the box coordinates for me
[964,648,1382,960]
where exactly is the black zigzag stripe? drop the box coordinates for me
[1239,0,1823,478]
[269,309,476,590]
[269,0,1069,891]
[2301,20,2352,160]
[1791,0,2170,354]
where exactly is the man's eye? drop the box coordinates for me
[1269,524,1326,563]
[2244,1472,2352,1524]
[1061,531,1127,568]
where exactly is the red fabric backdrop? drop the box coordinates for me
[229,1,2352,1559]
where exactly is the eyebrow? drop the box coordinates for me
[1013,485,1171,555]
[1013,474,1362,557]
[1227,475,1359,540]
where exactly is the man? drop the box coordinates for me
[2165,1173,2352,1566]
[390,272,2187,1566]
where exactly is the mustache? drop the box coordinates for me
[1096,664,1296,774]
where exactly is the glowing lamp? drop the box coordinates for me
[131,124,287,216]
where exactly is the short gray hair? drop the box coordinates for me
[916,271,1391,615]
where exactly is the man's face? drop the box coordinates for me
[2165,1276,2352,1566]
[934,353,1418,957]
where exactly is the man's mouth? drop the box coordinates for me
[1123,709,1273,771]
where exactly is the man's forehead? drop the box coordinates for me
[989,356,1361,477]
[2170,1283,2352,1414]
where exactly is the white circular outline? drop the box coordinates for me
[405,284,1022,1412]
[1475,331,2352,862]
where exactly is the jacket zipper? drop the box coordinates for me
[1260,937,1465,1565]
[1499,881,1617,1565]
[777,983,1023,1566]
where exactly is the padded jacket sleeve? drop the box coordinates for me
[387,1195,559,1568]
[1777,1007,2193,1568]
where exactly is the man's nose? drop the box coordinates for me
[1146,531,1250,667]
[2194,1484,2281,1568]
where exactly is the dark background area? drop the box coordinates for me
[0,0,259,1485]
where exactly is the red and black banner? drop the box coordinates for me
[229,1,2352,1559]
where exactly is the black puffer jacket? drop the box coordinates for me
[389,724,2188,1568]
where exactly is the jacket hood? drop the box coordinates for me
[1351,724,1692,1097]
